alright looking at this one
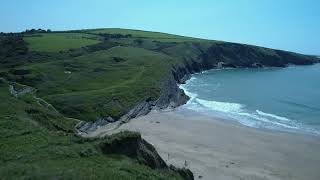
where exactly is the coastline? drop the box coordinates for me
[114,107,320,180]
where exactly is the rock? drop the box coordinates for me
[106,116,115,123]
[180,74,191,84]
[9,84,34,97]
[120,100,153,122]
[155,73,189,109]
[216,61,236,68]
[75,118,109,133]
[251,62,263,68]
[216,62,226,68]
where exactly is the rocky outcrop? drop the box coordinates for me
[98,131,194,179]
[154,75,190,109]
[76,117,112,133]
[9,83,34,97]
[99,131,167,169]
[120,99,154,122]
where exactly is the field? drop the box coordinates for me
[24,33,101,52]
[4,29,206,122]
[87,28,207,42]
[0,28,317,179]
[18,46,176,120]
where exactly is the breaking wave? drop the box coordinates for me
[196,98,243,113]
[179,90,319,135]
[256,110,291,122]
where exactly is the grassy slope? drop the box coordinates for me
[0,80,182,179]
[12,45,177,120]
[87,28,208,42]
[0,30,189,178]
[6,29,195,121]
[24,33,101,52]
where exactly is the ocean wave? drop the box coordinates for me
[238,112,298,129]
[256,110,291,122]
[187,96,299,130]
[182,95,320,135]
[189,77,197,81]
[196,98,243,113]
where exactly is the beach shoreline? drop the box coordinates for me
[113,107,320,180]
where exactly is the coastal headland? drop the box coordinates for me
[1,28,319,179]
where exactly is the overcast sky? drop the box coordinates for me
[1,0,319,54]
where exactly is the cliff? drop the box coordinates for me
[76,41,318,133]
[0,29,317,133]
[98,131,194,180]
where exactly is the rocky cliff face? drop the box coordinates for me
[76,42,318,133]
[171,42,317,82]
[157,42,317,112]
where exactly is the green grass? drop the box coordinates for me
[10,46,178,120]
[24,33,101,52]
[0,80,182,179]
[5,29,213,121]
[87,28,206,42]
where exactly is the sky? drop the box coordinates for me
[1,0,319,55]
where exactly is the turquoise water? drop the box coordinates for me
[180,63,320,135]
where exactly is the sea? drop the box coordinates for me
[180,63,320,136]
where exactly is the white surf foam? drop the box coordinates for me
[179,85,198,102]
[196,98,243,113]
[181,94,319,134]
[238,112,298,129]
[188,96,299,130]
[256,110,291,122]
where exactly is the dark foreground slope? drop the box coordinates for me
[0,78,191,179]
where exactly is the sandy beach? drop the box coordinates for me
[103,107,320,180]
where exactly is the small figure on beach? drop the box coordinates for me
[184,160,188,168]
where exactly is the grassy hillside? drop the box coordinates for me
[1,28,317,122]
[1,29,198,179]
[24,33,101,52]
[3,45,178,120]
[0,28,317,179]
[0,79,184,179]
[86,28,205,42]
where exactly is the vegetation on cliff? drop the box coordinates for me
[1,28,316,123]
[0,28,318,179]
[0,79,187,179]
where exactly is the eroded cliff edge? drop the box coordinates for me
[76,42,318,133]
